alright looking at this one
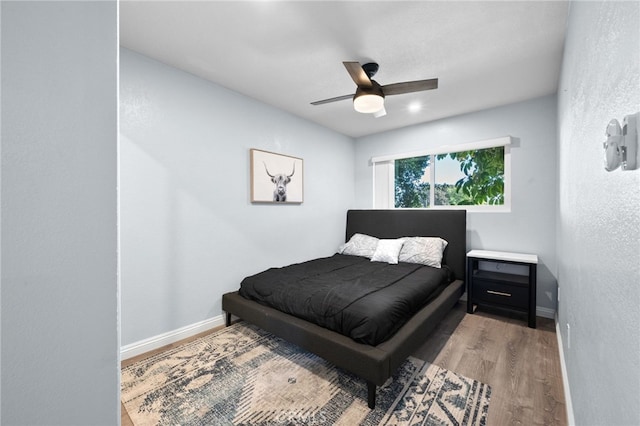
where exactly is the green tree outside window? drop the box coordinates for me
[394,146,504,207]
[394,155,430,207]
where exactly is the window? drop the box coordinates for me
[395,155,430,208]
[373,137,511,211]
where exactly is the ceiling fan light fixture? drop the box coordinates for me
[353,93,384,113]
[353,84,385,114]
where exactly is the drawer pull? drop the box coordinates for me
[486,290,512,297]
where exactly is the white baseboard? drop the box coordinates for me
[536,306,555,319]
[121,315,225,360]
[555,315,575,426]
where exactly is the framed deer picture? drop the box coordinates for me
[250,149,304,204]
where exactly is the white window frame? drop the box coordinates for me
[371,136,512,212]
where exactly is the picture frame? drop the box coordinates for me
[250,149,304,204]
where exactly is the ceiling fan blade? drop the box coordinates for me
[382,78,438,96]
[310,93,353,106]
[343,61,372,87]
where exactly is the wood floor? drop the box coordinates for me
[121,302,566,425]
[413,303,566,425]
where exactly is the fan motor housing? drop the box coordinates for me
[362,62,379,78]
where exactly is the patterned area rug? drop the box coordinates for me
[122,323,490,425]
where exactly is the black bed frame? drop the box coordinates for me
[222,209,466,409]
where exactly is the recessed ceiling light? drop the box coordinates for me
[408,102,422,113]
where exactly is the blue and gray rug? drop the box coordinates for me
[122,323,490,425]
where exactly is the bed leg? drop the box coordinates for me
[225,312,231,327]
[367,381,376,409]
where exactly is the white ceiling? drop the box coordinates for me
[119,1,569,138]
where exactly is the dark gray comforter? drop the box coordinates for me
[238,254,452,345]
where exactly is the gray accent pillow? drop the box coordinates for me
[338,233,379,258]
[398,237,448,268]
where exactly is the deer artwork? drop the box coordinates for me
[264,162,295,202]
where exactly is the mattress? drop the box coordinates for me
[238,254,452,345]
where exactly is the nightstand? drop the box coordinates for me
[466,250,538,328]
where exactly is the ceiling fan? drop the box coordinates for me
[311,61,438,117]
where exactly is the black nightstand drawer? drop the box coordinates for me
[473,279,528,310]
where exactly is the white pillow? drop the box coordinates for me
[338,233,379,258]
[370,239,405,264]
[398,237,448,268]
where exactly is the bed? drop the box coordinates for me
[222,209,466,409]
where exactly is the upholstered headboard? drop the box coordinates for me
[345,209,467,282]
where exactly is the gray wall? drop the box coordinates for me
[120,49,355,346]
[354,95,559,314]
[1,1,119,425]
[557,2,640,425]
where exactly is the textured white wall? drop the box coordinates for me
[1,1,118,424]
[120,49,355,346]
[355,96,559,314]
[557,2,640,425]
